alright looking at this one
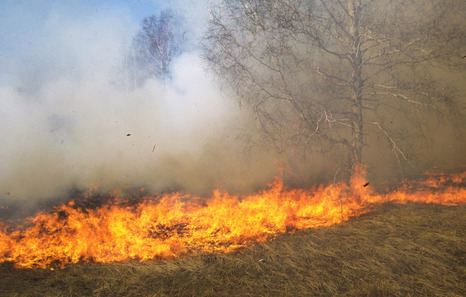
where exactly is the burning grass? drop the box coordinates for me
[1,168,464,270]
[0,168,464,295]
[0,202,464,296]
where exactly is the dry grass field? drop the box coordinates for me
[0,202,464,297]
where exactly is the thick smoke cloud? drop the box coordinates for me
[0,1,276,204]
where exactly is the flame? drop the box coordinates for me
[0,167,464,269]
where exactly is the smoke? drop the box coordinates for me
[1,1,464,206]
[0,1,277,204]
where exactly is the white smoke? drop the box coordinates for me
[0,1,276,203]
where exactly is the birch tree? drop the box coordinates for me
[124,9,187,88]
[204,0,465,178]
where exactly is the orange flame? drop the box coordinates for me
[0,167,464,269]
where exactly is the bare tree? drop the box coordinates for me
[204,0,465,179]
[123,9,187,87]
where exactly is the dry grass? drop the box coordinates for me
[0,202,464,297]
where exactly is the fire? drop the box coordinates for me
[0,167,464,269]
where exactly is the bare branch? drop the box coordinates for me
[369,121,414,168]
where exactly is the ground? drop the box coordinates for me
[0,203,464,297]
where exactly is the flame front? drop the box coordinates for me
[1,168,465,269]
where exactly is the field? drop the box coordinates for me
[0,202,464,297]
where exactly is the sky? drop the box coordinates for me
[0,1,148,87]
[0,0,211,86]
[0,0,276,204]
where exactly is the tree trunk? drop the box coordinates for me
[348,0,364,170]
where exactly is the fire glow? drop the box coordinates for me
[0,167,464,269]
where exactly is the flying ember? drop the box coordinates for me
[0,167,464,269]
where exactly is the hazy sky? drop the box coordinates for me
[0,0,211,84]
[0,1,165,86]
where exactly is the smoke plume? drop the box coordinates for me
[0,1,276,204]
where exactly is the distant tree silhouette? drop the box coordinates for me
[122,9,186,89]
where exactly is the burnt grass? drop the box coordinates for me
[0,203,464,297]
